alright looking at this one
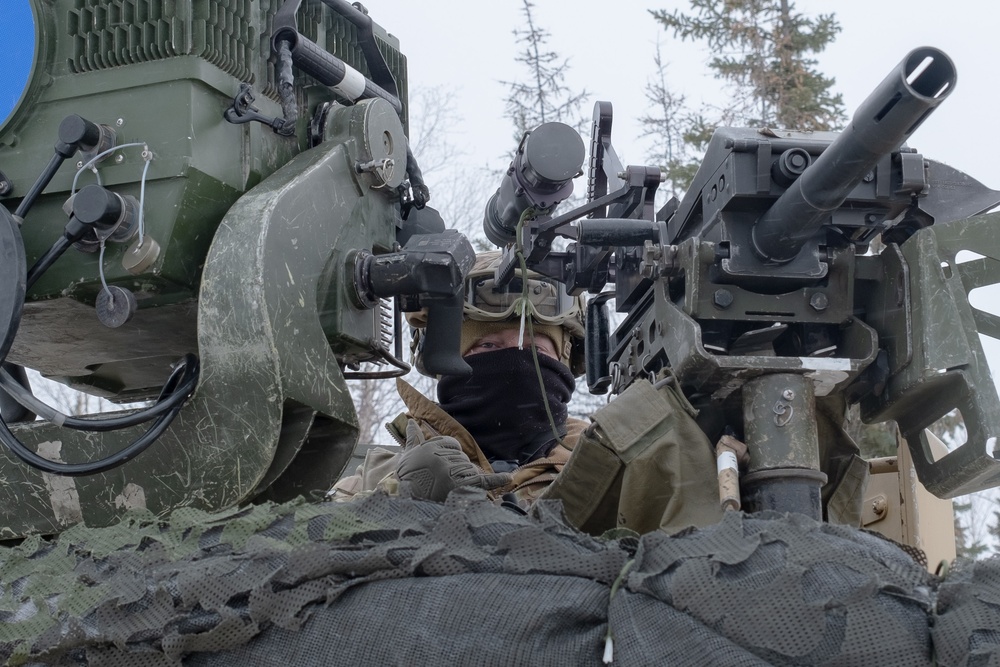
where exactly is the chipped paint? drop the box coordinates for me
[799,357,851,371]
[38,441,84,527]
[0,100,394,538]
[114,483,148,511]
[804,370,850,396]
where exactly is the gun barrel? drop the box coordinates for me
[752,47,956,263]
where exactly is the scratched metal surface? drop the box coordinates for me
[1,100,406,538]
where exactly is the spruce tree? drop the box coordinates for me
[502,0,588,140]
[651,0,846,131]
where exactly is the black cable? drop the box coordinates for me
[26,215,94,290]
[16,114,107,219]
[0,115,201,476]
[0,355,199,476]
[14,153,65,219]
[0,363,34,423]
[25,235,72,290]
[0,355,198,431]
[11,218,197,433]
[276,40,298,135]
[405,145,429,209]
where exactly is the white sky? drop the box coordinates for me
[377,0,999,186]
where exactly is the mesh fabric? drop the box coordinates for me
[0,491,988,666]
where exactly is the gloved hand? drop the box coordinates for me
[396,420,512,502]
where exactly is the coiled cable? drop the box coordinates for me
[0,355,199,476]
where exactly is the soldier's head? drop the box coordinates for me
[410,250,585,375]
[408,250,585,465]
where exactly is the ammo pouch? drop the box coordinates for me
[815,396,869,527]
[539,379,723,535]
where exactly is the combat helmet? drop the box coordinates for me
[409,250,586,375]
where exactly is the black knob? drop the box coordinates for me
[73,185,123,227]
[771,147,812,188]
[55,115,102,158]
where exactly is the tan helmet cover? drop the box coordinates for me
[408,250,586,375]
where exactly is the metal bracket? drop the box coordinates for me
[863,211,1000,497]
[223,83,294,136]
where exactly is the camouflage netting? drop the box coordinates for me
[0,489,997,666]
[934,557,1000,666]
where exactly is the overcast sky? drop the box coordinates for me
[3,1,995,184]
[376,0,999,187]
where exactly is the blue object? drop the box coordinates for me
[1,1,36,125]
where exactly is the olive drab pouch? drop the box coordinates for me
[539,379,723,535]
[816,395,870,527]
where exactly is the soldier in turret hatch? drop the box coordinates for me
[332,250,726,535]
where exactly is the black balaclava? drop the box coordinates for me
[437,347,575,468]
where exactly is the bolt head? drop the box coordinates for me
[809,292,828,311]
[115,154,125,164]
[713,289,734,309]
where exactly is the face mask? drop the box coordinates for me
[436,347,575,465]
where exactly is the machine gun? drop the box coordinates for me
[489,47,1000,520]
[0,0,476,539]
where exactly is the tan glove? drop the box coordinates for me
[397,420,512,502]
